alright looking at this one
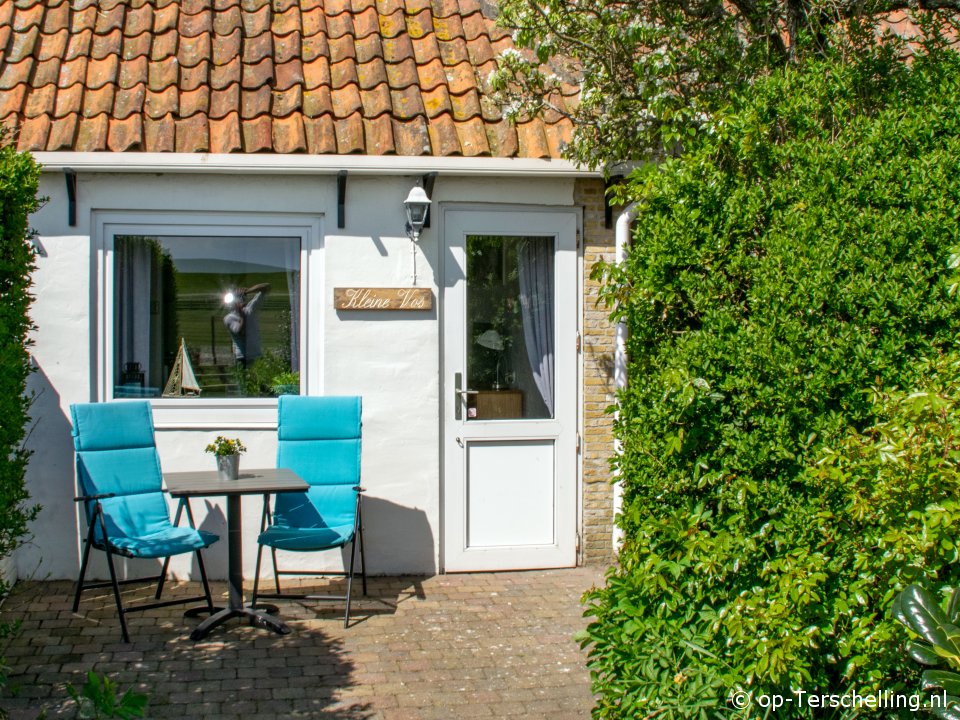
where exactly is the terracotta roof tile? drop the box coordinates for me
[455,115,489,155]
[32,57,61,88]
[1,0,572,158]
[37,27,67,60]
[421,84,451,118]
[241,5,271,36]
[179,8,213,36]
[124,4,154,37]
[211,56,241,88]
[302,85,332,116]
[272,114,306,151]
[242,56,274,88]
[243,32,273,64]
[363,113,394,153]
[302,7,326,37]
[175,113,208,151]
[302,33,329,61]
[385,57,418,89]
[0,85,26,118]
[330,58,358,89]
[209,112,242,152]
[360,83,391,116]
[272,85,302,116]
[304,56,331,89]
[180,86,210,117]
[151,28,177,60]
[18,114,51,151]
[179,33,212,66]
[275,32,302,64]
[108,114,143,151]
[75,113,108,151]
[114,83,146,118]
[122,32,152,60]
[82,85,115,118]
[54,83,82,117]
[241,114,272,151]
[272,6,302,35]
[213,29,242,65]
[144,114,174,151]
[357,57,387,89]
[214,6,241,35]
[328,34,356,63]
[334,112,364,152]
[47,113,77,149]
[145,86,178,117]
[382,34,414,63]
[210,83,240,118]
[303,114,336,152]
[241,86,271,118]
[95,4,126,35]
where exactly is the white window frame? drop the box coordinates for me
[94,210,324,429]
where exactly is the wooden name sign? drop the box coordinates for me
[334,287,433,311]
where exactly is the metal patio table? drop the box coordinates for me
[164,468,309,641]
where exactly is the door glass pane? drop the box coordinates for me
[465,235,555,420]
[113,235,301,399]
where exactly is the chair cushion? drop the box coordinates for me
[71,402,156,452]
[257,524,355,552]
[277,396,361,441]
[106,526,218,559]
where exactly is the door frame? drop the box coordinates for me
[437,202,584,572]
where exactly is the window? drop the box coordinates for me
[97,213,322,428]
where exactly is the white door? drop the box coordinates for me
[442,208,578,571]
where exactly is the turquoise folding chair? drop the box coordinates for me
[251,396,367,627]
[70,401,219,642]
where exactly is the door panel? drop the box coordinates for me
[442,209,578,572]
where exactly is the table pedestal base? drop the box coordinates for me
[190,606,291,640]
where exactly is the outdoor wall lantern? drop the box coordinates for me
[404,184,432,284]
[404,185,432,242]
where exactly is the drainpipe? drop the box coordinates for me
[613,203,640,552]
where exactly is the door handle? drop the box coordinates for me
[454,372,479,420]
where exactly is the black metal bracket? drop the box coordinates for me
[337,169,347,229]
[65,168,77,227]
[422,171,437,228]
[604,175,623,230]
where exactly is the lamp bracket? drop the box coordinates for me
[65,168,77,227]
[337,169,347,229]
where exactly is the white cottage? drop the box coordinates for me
[2,0,620,581]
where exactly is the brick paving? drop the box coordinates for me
[0,568,603,719]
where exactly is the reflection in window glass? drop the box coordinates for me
[113,236,301,399]
[466,235,555,420]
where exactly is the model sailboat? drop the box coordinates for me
[162,338,201,397]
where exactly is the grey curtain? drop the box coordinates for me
[518,239,555,416]
[114,238,153,386]
[285,244,300,372]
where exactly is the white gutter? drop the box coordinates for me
[613,202,640,552]
[33,152,600,177]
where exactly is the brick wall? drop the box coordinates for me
[576,178,617,566]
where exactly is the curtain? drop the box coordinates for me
[114,238,153,386]
[285,242,300,372]
[518,239,555,416]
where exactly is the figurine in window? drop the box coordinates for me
[223,282,270,368]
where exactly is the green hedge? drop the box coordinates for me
[0,133,40,584]
[586,48,960,718]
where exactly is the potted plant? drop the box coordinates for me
[205,436,246,480]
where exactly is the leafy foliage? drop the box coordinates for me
[0,131,40,590]
[492,0,960,168]
[582,50,960,718]
[66,672,147,720]
[204,436,246,457]
[894,584,960,718]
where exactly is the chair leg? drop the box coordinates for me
[251,543,265,608]
[358,520,367,597]
[72,529,94,612]
[195,548,215,612]
[103,545,130,644]
[155,557,171,600]
[344,536,359,629]
[271,547,281,594]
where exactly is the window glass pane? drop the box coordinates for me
[113,235,301,399]
[465,235,555,420]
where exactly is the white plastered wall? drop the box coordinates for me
[20,168,575,581]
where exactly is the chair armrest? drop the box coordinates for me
[353,486,365,493]
[74,492,117,503]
